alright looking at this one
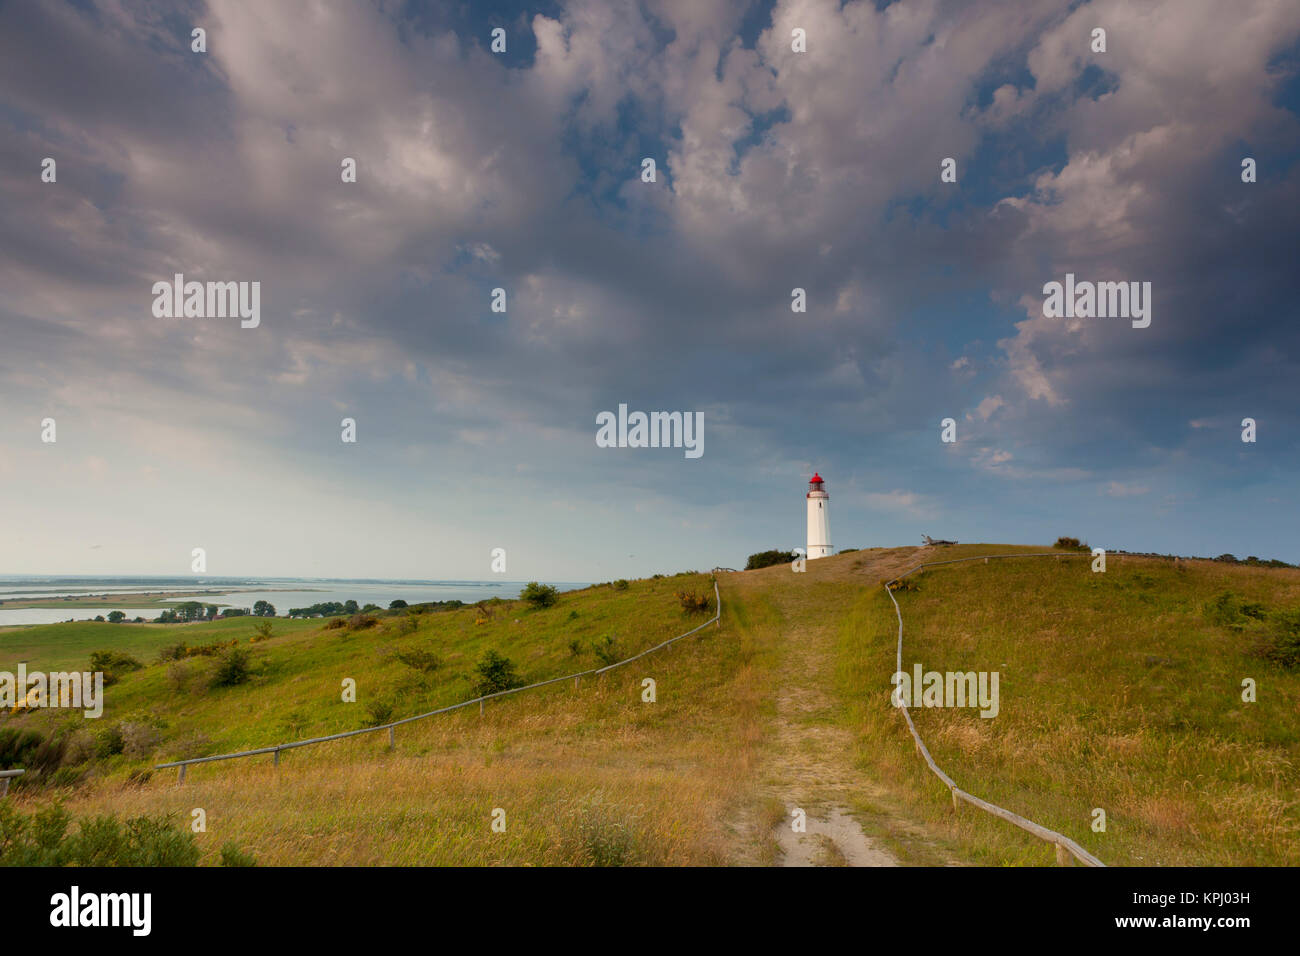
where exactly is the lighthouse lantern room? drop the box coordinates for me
[806,472,832,559]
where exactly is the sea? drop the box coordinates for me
[0,576,587,627]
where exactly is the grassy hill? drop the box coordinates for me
[2,549,1297,866]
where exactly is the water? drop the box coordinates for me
[0,577,585,627]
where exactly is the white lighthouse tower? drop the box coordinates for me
[806,472,832,559]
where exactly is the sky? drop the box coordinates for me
[1,0,1298,581]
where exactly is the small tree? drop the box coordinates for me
[211,648,251,688]
[745,550,797,570]
[389,599,408,610]
[106,611,126,624]
[252,600,276,618]
[474,650,523,696]
[520,582,558,609]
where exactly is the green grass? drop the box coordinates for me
[838,548,1300,866]
[6,547,1298,866]
[2,572,774,865]
[0,617,320,672]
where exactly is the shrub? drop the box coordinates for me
[1258,609,1300,668]
[474,650,523,696]
[568,638,584,657]
[221,842,258,867]
[745,550,796,570]
[0,804,200,867]
[591,634,621,666]
[164,731,213,762]
[166,661,192,693]
[87,650,143,686]
[389,599,408,610]
[62,729,96,767]
[676,590,712,613]
[1204,590,1268,629]
[521,582,558,609]
[210,647,251,688]
[251,621,274,642]
[120,721,163,759]
[347,614,378,630]
[106,611,126,623]
[1053,537,1089,551]
[324,617,348,630]
[612,579,630,590]
[394,649,442,672]
[94,724,125,759]
[157,643,188,663]
[364,699,394,726]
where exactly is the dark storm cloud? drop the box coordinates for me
[2,0,1298,575]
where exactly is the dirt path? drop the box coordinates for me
[725,547,961,866]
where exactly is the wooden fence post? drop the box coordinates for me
[388,726,395,749]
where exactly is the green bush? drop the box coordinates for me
[220,842,258,867]
[394,649,442,672]
[1259,609,1300,668]
[88,650,143,686]
[364,699,394,726]
[745,550,796,570]
[0,803,200,867]
[1204,590,1268,629]
[210,647,251,688]
[591,635,621,666]
[474,650,523,696]
[612,579,630,590]
[1053,537,1090,551]
[676,590,712,613]
[521,582,558,609]
[94,724,125,759]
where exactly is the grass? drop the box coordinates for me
[837,547,1300,866]
[4,547,1298,866]
[1,573,778,865]
[0,617,320,673]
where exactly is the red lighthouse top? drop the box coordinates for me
[808,473,826,496]
[810,472,823,484]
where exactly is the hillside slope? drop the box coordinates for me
[2,549,1297,866]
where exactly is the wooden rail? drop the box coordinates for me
[157,580,721,782]
[0,768,24,798]
[884,551,1105,867]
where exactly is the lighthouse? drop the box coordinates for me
[806,472,832,559]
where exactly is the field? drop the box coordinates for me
[0,617,320,673]
[1,549,1297,866]
[0,590,242,611]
